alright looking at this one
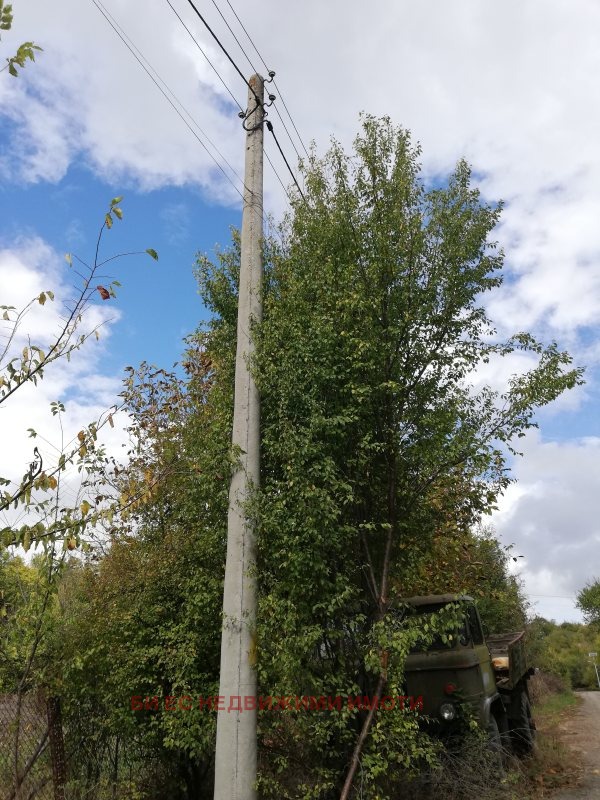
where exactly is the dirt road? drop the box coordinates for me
[554,691,600,799]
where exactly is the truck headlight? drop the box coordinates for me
[439,702,456,721]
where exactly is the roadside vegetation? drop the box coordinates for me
[0,115,586,799]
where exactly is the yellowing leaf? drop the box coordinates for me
[22,346,28,361]
[80,500,91,516]
[65,253,72,266]
[77,430,85,442]
[38,292,46,305]
[108,413,114,428]
[79,444,87,458]
[47,475,58,490]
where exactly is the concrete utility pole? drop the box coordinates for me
[213,74,264,800]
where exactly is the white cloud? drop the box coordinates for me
[492,430,600,622]
[3,0,599,336]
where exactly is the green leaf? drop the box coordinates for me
[113,207,123,220]
[110,195,123,207]
[146,248,158,261]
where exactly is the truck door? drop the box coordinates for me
[466,604,497,716]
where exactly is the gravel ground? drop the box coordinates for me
[553,691,600,800]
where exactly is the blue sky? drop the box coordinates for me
[0,161,240,372]
[2,0,600,623]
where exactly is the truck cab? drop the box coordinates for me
[401,594,535,754]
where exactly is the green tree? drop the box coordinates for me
[48,116,582,800]
[576,579,600,625]
[162,114,584,798]
[242,115,581,797]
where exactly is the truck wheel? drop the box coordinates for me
[487,715,504,771]
[511,691,535,755]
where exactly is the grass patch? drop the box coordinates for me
[518,688,583,796]
[534,689,580,726]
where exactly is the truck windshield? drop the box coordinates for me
[406,603,469,652]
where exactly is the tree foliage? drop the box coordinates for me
[1,117,583,799]
[527,616,600,689]
[247,116,580,796]
[0,0,42,77]
[576,578,600,625]
[0,198,156,554]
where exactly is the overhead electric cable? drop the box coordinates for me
[182,0,261,103]
[90,0,246,204]
[222,0,309,160]
[164,0,244,113]
[272,85,310,159]
[208,0,259,76]
[266,120,306,203]
[225,0,268,71]
[175,0,307,198]
[264,148,293,206]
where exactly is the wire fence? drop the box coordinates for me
[0,691,65,800]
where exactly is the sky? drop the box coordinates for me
[1,0,599,623]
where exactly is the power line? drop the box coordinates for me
[264,148,293,206]
[224,0,269,73]
[527,594,577,600]
[174,0,307,205]
[208,0,259,76]
[222,0,310,160]
[182,0,261,104]
[93,0,294,234]
[272,83,310,160]
[164,0,244,113]
[266,120,306,203]
[90,0,246,204]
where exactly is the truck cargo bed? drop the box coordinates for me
[486,631,528,690]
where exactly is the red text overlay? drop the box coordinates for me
[130,695,424,713]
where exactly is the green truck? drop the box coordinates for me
[402,594,536,755]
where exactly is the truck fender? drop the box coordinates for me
[482,693,506,727]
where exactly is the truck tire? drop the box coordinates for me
[487,715,504,772]
[510,691,535,755]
